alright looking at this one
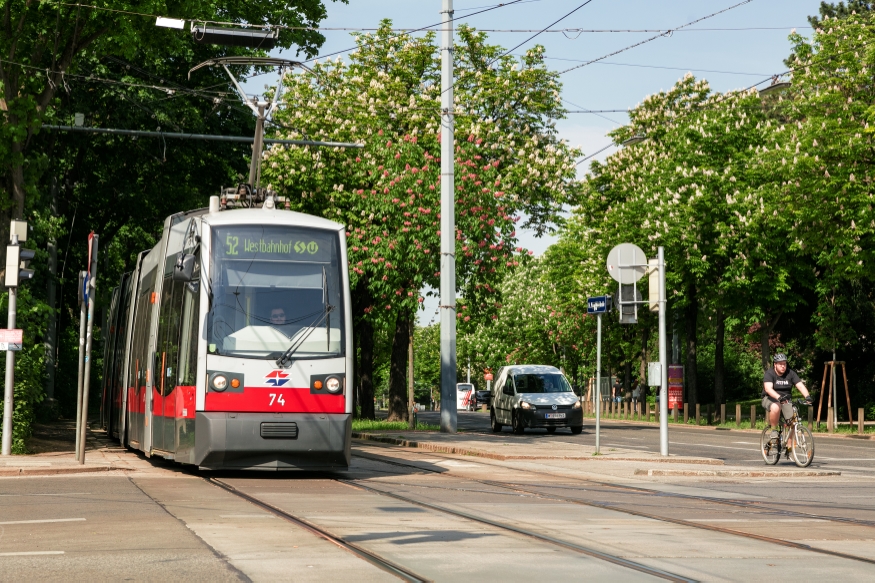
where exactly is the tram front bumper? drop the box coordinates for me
[194,412,351,470]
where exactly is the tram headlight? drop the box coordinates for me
[326,376,342,394]
[212,374,228,391]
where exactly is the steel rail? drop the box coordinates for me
[337,478,695,583]
[353,444,875,528]
[350,448,875,566]
[207,478,430,583]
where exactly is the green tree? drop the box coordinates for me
[261,23,580,419]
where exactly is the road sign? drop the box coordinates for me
[0,329,22,352]
[484,373,493,381]
[587,296,611,314]
[606,243,647,284]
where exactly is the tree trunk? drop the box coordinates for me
[714,306,725,406]
[358,319,375,420]
[386,314,410,422]
[45,174,60,404]
[685,286,698,407]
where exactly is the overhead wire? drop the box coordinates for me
[557,0,756,76]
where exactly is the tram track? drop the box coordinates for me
[207,477,431,583]
[352,446,875,529]
[208,473,695,582]
[350,448,875,567]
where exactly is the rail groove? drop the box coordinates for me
[351,448,875,567]
[338,478,695,582]
[207,477,431,583]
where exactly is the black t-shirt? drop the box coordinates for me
[762,368,801,399]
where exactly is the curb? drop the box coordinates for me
[587,417,875,440]
[0,465,114,477]
[353,432,724,465]
[635,468,841,478]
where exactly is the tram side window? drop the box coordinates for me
[156,275,184,396]
[129,285,153,390]
[177,261,200,386]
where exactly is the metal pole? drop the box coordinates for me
[1,234,18,456]
[249,102,266,188]
[408,320,415,430]
[78,235,99,464]
[74,271,87,461]
[595,312,602,455]
[831,350,837,427]
[439,0,457,433]
[658,246,669,456]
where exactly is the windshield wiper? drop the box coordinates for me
[275,304,334,368]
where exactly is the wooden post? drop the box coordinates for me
[706,403,712,426]
[720,403,726,425]
[683,403,689,425]
[807,405,813,432]
[841,363,853,426]
[735,403,741,428]
[672,403,678,423]
[623,401,628,420]
[695,403,701,426]
[816,362,829,427]
[859,408,865,435]
[827,407,834,433]
[750,405,757,430]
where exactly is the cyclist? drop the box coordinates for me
[763,353,812,443]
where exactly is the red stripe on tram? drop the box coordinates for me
[205,387,345,413]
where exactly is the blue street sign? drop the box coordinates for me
[587,295,611,314]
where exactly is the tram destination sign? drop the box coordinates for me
[587,296,612,315]
[217,226,334,262]
[0,328,23,351]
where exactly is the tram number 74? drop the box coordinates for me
[269,394,286,407]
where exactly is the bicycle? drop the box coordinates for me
[760,399,815,468]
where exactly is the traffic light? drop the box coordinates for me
[5,245,35,287]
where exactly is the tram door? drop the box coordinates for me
[154,272,184,453]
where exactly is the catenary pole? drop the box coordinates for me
[439,0,457,433]
[74,270,87,461]
[595,312,602,454]
[658,246,669,456]
[78,235,99,464]
[0,234,19,456]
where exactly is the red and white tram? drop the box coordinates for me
[100,194,352,470]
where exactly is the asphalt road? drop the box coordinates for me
[413,410,875,475]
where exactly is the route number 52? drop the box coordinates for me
[269,393,286,406]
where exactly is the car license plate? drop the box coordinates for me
[545,413,565,419]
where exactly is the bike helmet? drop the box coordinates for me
[773,353,788,363]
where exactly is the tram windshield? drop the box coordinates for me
[207,225,344,359]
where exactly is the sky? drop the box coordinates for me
[242,0,824,325]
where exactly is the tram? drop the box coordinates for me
[99,192,353,470]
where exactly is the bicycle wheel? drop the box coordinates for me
[760,427,780,465]
[791,425,815,468]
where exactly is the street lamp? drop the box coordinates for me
[621,134,647,147]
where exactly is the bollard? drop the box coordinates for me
[695,403,701,426]
[720,403,726,425]
[827,407,834,433]
[624,401,628,420]
[646,404,651,422]
[807,405,813,431]
[736,403,741,428]
[684,403,689,425]
[672,403,678,423]
[750,405,757,430]
[707,403,712,426]
[859,408,865,435]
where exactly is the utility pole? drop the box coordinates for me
[408,320,415,430]
[74,270,87,461]
[595,312,602,454]
[658,246,668,456]
[76,234,98,463]
[439,0,457,433]
[1,221,34,456]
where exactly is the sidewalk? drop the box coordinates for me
[354,430,723,464]
[1,423,173,477]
